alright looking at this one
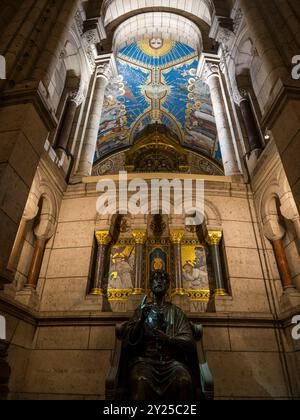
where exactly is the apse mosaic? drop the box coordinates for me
[95,38,221,164]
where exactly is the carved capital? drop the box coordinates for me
[95,230,111,245]
[262,216,285,242]
[69,88,85,107]
[132,230,147,245]
[170,230,185,244]
[202,62,220,82]
[206,231,223,246]
[97,62,113,81]
[233,86,248,105]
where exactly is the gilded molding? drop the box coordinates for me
[90,288,104,296]
[214,288,229,297]
[95,230,111,245]
[132,288,145,296]
[186,289,210,302]
[132,230,147,244]
[206,230,223,246]
[172,288,186,296]
[170,230,185,244]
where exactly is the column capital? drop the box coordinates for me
[132,230,147,244]
[170,229,185,244]
[262,217,285,242]
[197,54,220,83]
[69,88,85,107]
[96,54,117,82]
[233,87,248,105]
[95,230,111,245]
[206,230,223,246]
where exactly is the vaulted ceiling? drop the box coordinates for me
[95,38,221,164]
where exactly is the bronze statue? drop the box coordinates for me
[122,270,203,400]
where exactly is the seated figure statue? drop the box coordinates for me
[122,270,203,401]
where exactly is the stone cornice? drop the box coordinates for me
[0,295,297,329]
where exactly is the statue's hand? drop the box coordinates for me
[154,329,170,343]
[139,296,151,322]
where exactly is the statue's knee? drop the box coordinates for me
[177,371,192,387]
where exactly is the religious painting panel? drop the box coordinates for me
[107,239,135,300]
[181,239,212,301]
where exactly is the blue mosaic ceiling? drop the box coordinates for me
[95,39,221,163]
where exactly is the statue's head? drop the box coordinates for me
[150,270,170,297]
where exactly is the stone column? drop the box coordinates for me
[132,230,147,295]
[273,239,295,290]
[198,56,240,176]
[55,90,84,153]
[170,230,185,295]
[77,63,113,177]
[206,231,228,296]
[90,230,111,296]
[25,239,47,290]
[263,217,295,291]
[237,91,263,152]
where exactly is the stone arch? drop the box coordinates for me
[259,182,281,223]
[34,182,59,240]
[113,12,203,53]
[100,0,214,51]
[204,198,222,227]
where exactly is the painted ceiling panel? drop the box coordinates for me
[95,39,221,164]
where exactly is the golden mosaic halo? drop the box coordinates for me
[138,38,175,57]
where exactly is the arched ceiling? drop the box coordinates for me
[94,0,216,52]
[95,38,221,164]
[113,12,203,53]
[103,0,212,27]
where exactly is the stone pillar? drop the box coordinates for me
[206,231,228,296]
[198,56,240,176]
[170,230,185,296]
[263,217,296,292]
[25,239,47,290]
[132,230,147,295]
[273,239,295,290]
[14,236,47,308]
[77,63,113,177]
[90,230,111,296]
[55,91,84,153]
[237,91,263,152]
